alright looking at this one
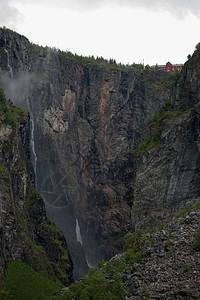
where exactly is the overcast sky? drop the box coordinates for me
[1,0,200,65]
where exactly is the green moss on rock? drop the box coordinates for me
[4,261,63,300]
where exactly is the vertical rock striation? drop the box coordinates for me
[0,90,73,286]
[1,28,200,280]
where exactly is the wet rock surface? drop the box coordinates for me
[0,100,73,285]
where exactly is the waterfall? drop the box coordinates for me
[30,114,37,175]
[75,219,95,269]
[86,258,94,269]
[4,37,13,80]
[75,219,83,245]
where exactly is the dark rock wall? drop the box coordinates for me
[174,48,200,110]
[132,52,200,230]
[1,28,200,280]
[0,104,73,286]
[27,58,172,273]
[133,106,200,229]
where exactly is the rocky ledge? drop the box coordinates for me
[107,202,200,299]
[125,209,200,299]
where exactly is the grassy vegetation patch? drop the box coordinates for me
[4,261,62,300]
[175,198,200,219]
[0,87,5,103]
[124,229,155,264]
[137,100,186,156]
[0,289,12,300]
[0,87,28,128]
[57,229,158,299]
[4,100,28,127]
[56,268,125,300]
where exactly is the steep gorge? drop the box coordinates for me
[0,28,200,283]
[0,90,73,287]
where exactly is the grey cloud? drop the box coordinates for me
[9,0,200,18]
[119,0,200,18]
[0,0,22,28]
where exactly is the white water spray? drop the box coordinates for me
[30,114,37,175]
[86,258,94,269]
[4,37,13,80]
[76,219,83,245]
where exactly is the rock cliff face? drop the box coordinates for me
[0,89,73,285]
[29,59,173,277]
[133,105,200,230]
[0,28,200,281]
[132,53,200,230]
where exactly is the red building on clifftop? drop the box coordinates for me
[151,61,183,72]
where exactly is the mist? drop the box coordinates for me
[0,72,32,109]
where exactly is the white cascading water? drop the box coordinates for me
[30,114,37,175]
[86,258,93,269]
[75,219,94,268]
[75,218,83,245]
[4,37,13,80]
